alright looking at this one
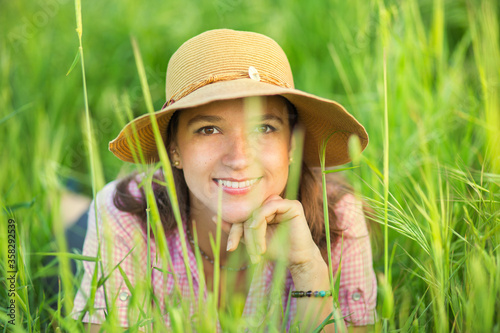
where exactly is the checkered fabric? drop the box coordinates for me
[71,176,377,329]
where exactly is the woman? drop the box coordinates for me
[72,29,377,332]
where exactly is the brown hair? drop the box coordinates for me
[113,97,353,257]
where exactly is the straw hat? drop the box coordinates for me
[109,29,368,167]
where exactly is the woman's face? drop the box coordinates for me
[173,96,292,224]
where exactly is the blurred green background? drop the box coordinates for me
[1,0,499,331]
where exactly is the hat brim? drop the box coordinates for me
[109,78,368,167]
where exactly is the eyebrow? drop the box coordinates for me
[186,114,284,127]
[256,114,284,125]
[186,115,223,127]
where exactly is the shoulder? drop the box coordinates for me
[333,193,369,238]
[112,172,148,201]
[90,173,150,238]
[94,180,121,213]
[94,173,143,210]
[307,167,369,238]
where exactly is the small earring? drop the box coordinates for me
[289,157,293,163]
[172,149,177,154]
[173,161,180,166]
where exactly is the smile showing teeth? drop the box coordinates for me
[217,178,259,189]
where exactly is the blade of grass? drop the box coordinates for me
[73,0,108,321]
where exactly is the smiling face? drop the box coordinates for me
[172,96,292,224]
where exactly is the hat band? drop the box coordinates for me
[165,70,292,107]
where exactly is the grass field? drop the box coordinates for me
[1,0,499,331]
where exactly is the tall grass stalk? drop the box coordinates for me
[319,133,346,332]
[468,0,500,175]
[130,37,196,306]
[210,183,223,312]
[378,0,394,327]
[72,0,107,327]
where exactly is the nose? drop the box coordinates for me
[221,131,255,170]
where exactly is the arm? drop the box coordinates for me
[227,195,346,332]
[72,182,142,328]
[227,193,377,330]
[331,194,377,328]
[288,248,347,332]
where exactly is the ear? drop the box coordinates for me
[169,146,183,169]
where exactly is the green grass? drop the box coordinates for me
[1,0,499,331]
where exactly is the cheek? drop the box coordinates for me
[181,146,217,173]
[260,139,290,183]
[181,151,216,201]
[260,138,289,164]
[178,142,223,199]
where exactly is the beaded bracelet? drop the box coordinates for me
[291,290,333,298]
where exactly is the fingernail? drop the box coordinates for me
[250,254,261,264]
[212,216,217,223]
[226,240,233,251]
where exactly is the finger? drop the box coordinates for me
[227,223,244,252]
[245,212,274,261]
[252,199,303,226]
[248,199,304,259]
[244,226,261,264]
[263,194,283,205]
[245,198,300,259]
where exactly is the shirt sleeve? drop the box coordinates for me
[71,180,148,328]
[331,193,377,326]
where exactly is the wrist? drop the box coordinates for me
[288,246,327,278]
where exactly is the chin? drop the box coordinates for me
[219,193,278,223]
[221,206,255,224]
[221,213,250,224]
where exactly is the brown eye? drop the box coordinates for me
[198,126,220,135]
[254,125,275,134]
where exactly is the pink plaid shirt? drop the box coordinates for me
[72,175,377,329]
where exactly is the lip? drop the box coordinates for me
[212,177,262,195]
